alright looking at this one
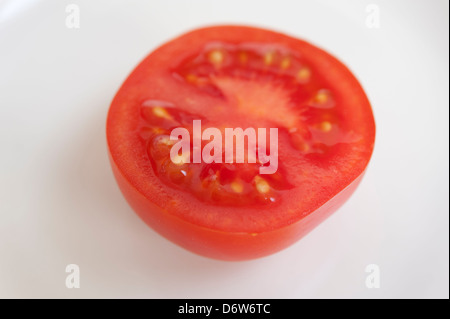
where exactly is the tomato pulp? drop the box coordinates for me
[106,26,375,260]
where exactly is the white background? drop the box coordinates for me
[0,0,448,299]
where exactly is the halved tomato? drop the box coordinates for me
[107,25,375,260]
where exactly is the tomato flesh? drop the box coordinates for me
[107,26,375,260]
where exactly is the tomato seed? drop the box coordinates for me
[254,176,270,194]
[208,50,224,65]
[319,121,332,132]
[297,67,311,82]
[264,52,275,66]
[230,180,244,193]
[280,57,291,70]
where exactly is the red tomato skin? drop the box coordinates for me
[109,150,365,260]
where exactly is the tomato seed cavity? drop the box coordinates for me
[138,42,347,205]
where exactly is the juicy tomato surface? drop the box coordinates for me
[107,25,375,260]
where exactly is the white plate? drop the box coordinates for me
[0,0,448,298]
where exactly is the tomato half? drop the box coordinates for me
[106,25,375,260]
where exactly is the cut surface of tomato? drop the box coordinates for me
[107,26,375,260]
